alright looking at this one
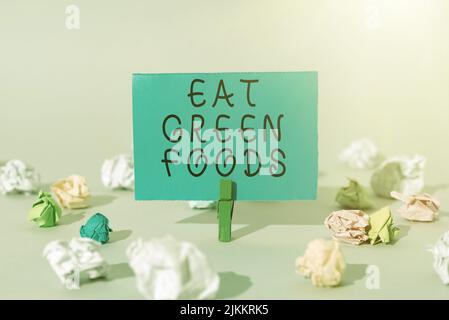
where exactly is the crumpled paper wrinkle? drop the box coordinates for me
[339,139,383,170]
[127,236,220,300]
[335,179,373,210]
[0,160,40,194]
[371,155,425,198]
[43,237,108,289]
[80,213,112,244]
[52,175,90,209]
[325,210,370,245]
[367,207,399,245]
[429,231,449,285]
[101,155,134,190]
[27,191,62,227]
[295,239,345,287]
[391,191,439,222]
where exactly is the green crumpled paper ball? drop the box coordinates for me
[368,206,400,245]
[335,179,373,210]
[370,162,404,198]
[27,191,62,227]
[80,212,112,244]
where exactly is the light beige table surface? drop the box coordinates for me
[1,165,448,299]
[1,0,449,300]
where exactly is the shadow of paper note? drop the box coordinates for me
[215,272,252,299]
[59,211,86,225]
[109,229,132,243]
[341,263,368,286]
[178,186,340,240]
[89,195,116,207]
[178,186,399,240]
[107,262,134,281]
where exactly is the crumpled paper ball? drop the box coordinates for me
[370,155,426,199]
[80,213,112,244]
[51,175,90,209]
[127,236,220,300]
[27,191,62,227]
[324,210,370,245]
[391,191,440,222]
[429,231,449,285]
[188,201,216,209]
[339,138,383,170]
[295,239,345,287]
[335,178,373,210]
[101,154,134,190]
[0,159,40,194]
[368,207,399,245]
[43,237,109,289]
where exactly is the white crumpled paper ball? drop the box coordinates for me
[43,237,109,289]
[188,201,216,209]
[0,159,40,194]
[127,236,220,300]
[101,154,134,190]
[429,231,449,285]
[339,138,383,170]
[371,155,425,198]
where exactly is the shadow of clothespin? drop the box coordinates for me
[217,179,235,242]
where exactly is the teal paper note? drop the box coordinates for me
[133,72,318,200]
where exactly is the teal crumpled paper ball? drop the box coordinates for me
[80,212,112,244]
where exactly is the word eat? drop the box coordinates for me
[187,78,259,108]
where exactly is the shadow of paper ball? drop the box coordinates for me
[59,212,86,225]
[109,229,132,243]
[215,271,252,299]
[391,224,410,244]
[107,262,134,281]
[439,210,449,218]
[340,263,368,286]
[81,262,135,285]
[89,195,117,207]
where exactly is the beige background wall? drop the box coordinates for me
[1,0,448,185]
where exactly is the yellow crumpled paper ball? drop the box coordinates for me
[51,175,90,209]
[295,239,346,287]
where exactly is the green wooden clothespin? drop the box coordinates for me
[217,179,234,242]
